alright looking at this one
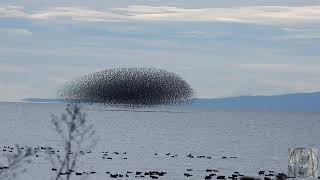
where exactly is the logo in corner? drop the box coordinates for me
[288,147,318,178]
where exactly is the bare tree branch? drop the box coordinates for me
[0,145,33,180]
[46,104,96,180]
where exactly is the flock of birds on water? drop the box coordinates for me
[0,146,305,180]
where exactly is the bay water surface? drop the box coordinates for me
[0,102,319,179]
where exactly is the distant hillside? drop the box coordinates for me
[23,92,320,112]
[22,98,67,103]
[190,92,320,112]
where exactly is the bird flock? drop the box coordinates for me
[0,145,301,179]
[59,68,194,106]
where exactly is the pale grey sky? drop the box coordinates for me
[1,0,320,101]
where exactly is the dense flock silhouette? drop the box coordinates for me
[59,68,194,106]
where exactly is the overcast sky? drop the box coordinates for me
[1,0,320,101]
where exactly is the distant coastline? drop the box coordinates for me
[22,98,68,103]
[22,91,320,112]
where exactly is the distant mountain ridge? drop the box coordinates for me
[23,91,320,112]
[22,98,67,103]
[189,92,320,112]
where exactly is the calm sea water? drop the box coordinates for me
[0,102,319,179]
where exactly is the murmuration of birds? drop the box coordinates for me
[59,68,194,106]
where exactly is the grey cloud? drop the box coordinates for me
[1,5,320,25]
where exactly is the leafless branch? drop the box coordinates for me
[47,104,96,180]
[0,145,33,180]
